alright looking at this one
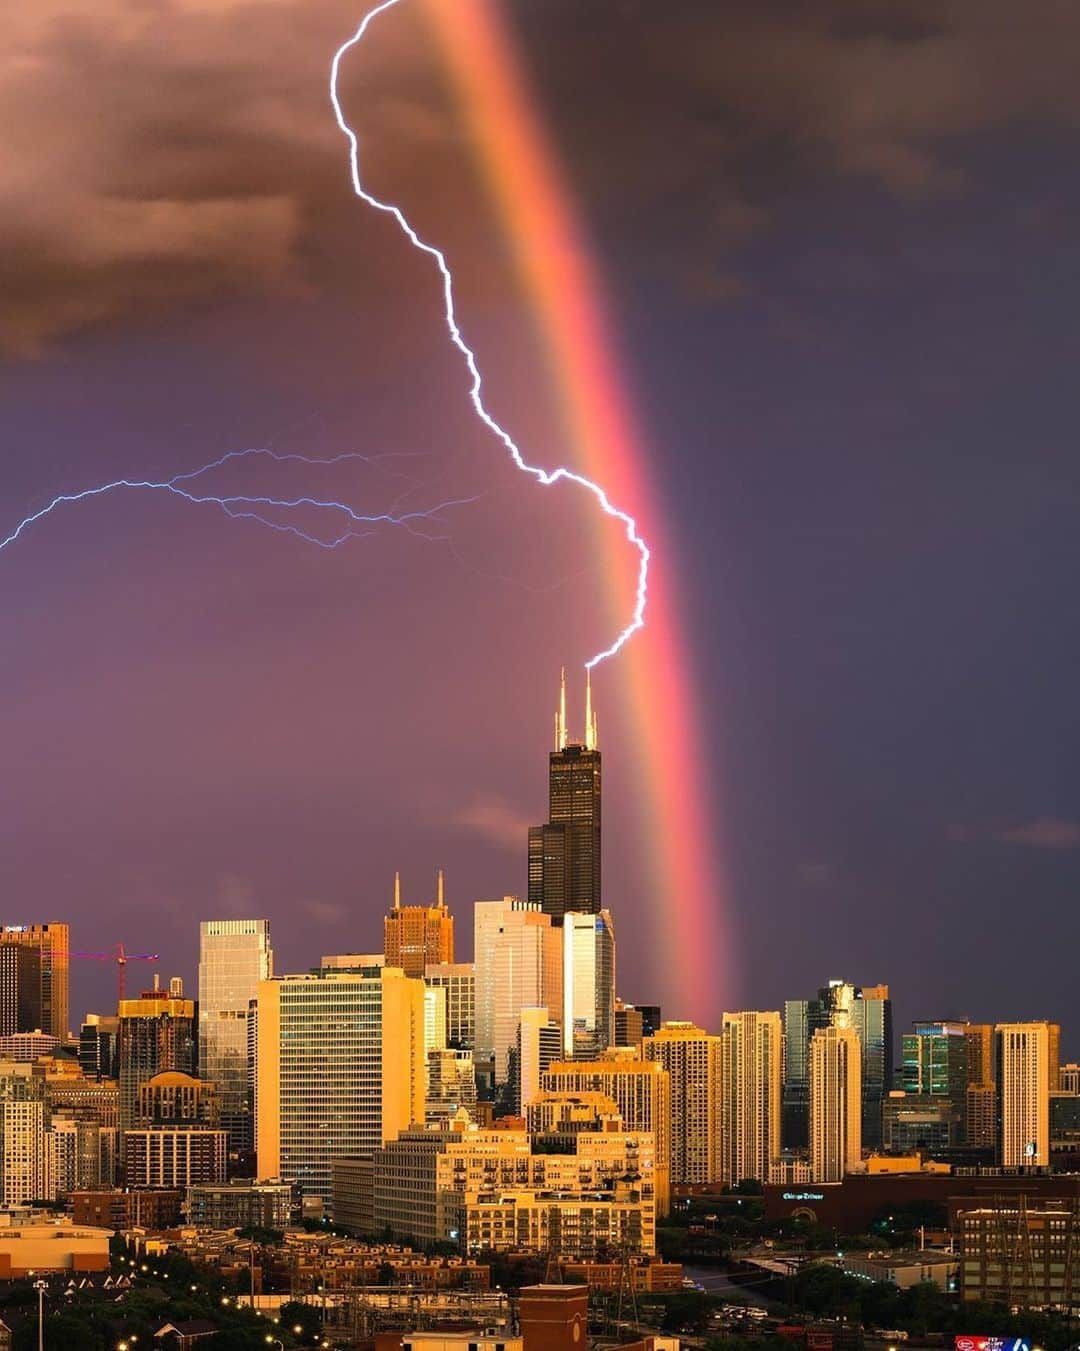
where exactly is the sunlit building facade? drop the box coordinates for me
[643,1022,721,1185]
[117,985,196,1134]
[720,1011,782,1188]
[256,964,425,1208]
[810,1024,861,1182]
[543,1050,671,1215]
[473,897,561,1088]
[995,1021,1060,1167]
[198,919,272,1157]
[384,871,454,977]
[0,923,69,1041]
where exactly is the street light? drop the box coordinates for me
[34,1279,47,1351]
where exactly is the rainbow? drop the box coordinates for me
[341,0,734,1021]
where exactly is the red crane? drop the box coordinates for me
[71,942,159,1005]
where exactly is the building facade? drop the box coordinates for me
[424,964,475,1050]
[527,673,602,920]
[117,985,197,1134]
[369,1110,655,1257]
[473,898,561,1088]
[256,965,425,1208]
[187,1181,292,1229]
[0,947,41,1037]
[385,872,454,978]
[720,1011,782,1187]
[122,1129,226,1188]
[996,1021,1060,1167]
[543,1051,671,1216]
[810,1024,862,1183]
[643,1022,721,1185]
[0,924,69,1041]
[959,1200,1078,1308]
[561,910,615,1059]
[198,919,272,1158]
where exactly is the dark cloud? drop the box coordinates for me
[6,0,1080,354]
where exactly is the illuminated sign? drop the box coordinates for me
[955,1338,1030,1351]
[782,1191,825,1201]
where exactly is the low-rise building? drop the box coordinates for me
[186,1181,292,1230]
[959,1201,1079,1308]
[561,1258,683,1292]
[0,1220,111,1276]
[838,1249,958,1291]
[70,1187,183,1230]
[162,1227,490,1293]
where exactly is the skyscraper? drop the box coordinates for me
[198,919,273,1158]
[79,1015,119,1081]
[473,897,561,1089]
[0,923,69,1040]
[528,672,601,920]
[561,909,615,1058]
[720,1011,782,1187]
[786,979,892,1150]
[384,871,454,977]
[256,964,425,1208]
[964,1022,997,1150]
[0,946,41,1036]
[782,997,827,1148]
[810,1024,861,1182]
[643,1021,721,1184]
[850,985,893,1150]
[117,980,197,1133]
[995,1021,1060,1167]
[902,1020,970,1097]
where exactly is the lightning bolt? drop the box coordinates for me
[330,0,650,669]
[1,448,476,556]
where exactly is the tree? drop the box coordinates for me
[278,1300,321,1341]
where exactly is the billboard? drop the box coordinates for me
[955,1339,1030,1351]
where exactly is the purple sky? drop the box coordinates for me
[2,0,1078,1049]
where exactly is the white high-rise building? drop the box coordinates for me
[256,964,425,1208]
[996,1021,1060,1167]
[720,1011,782,1187]
[810,1025,862,1182]
[473,898,561,1087]
[198,919,273,1157]
[561,910,615,1058]
[1,1100,45,1205]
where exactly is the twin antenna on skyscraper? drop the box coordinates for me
[555,668,598,752]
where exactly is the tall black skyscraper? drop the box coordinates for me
[528,671,601,920]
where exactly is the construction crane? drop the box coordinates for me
[71,942,159,1005]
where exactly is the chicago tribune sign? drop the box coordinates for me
[782,1191,825,1201]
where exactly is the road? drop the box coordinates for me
[683,1265,784,1309]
